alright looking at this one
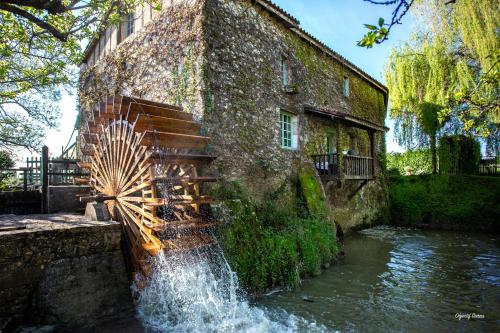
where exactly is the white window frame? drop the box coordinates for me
[125,13,135,38]
[343,76,350,97]
[280,110,298,150]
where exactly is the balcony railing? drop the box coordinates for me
[343,155,374,180]
[311,153,374,180]
[311,153,339,179]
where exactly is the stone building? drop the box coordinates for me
[79,0,390,233]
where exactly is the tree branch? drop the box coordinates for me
[0,2,68,41]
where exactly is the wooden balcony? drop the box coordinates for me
[311,153,374,181]
[343,155,374,180]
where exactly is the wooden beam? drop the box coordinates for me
[152,176,218,184]
[126,103,193,122]
[134,114,201,135]
[119,96,184,112]
[140,131,209,149]
[153,220,220,232]
[80,146,95,156]
[77,161,92,169]
[148,153,216,165]
[82,133,98,144]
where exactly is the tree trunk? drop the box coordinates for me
[431,134,437,174]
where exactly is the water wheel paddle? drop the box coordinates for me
[77,95,218,275]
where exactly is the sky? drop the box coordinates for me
[40,0,416,161]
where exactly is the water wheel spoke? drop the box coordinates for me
[84,94,218,269]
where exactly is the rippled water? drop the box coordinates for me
[260,226,500,332]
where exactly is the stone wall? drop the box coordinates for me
[203,0,389,229]
[79,0,390,231]
[48,186,91,213]
[79,0,206,122]
[0,215,133,331]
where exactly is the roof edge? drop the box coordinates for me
[81,0,390,95]
[304,105,389,132]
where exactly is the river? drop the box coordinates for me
[260,226,500,332]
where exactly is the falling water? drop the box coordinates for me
[132,148,326,332]
[134,242,327,333]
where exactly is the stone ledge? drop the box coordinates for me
[0,214,118,235]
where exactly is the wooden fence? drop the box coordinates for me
[478,157,499,176]
[0,145,89,214]
[311,153,339,179]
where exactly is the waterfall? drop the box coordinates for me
[134,243,326,333]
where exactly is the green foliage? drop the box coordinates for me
[0,0,158,149]
[297,164,329,220]
[384,0,499,151]
[387,149,432,175]
[389,175,500,231]
[215,180,339,294]
[0,150,15,189]
[358,16,389,48]
[0,150,14,169]
[438,135,480,175]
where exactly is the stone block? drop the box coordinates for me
[0,215,132,330]
[48,186,91,213]
[85,202,110,222]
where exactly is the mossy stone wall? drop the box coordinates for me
[203,0,389,230]
[79,0,390,231]
[79,0,206,125]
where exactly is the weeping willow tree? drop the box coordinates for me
[385,0,500,159]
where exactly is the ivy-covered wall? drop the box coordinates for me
[79,0,390,232]
[79,0,206,124]
[203,0,389,231]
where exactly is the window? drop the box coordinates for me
[343,76,350,97]
[125,13,135,38]
[280,111,298,149]
[327,130,336,154]
[281,57,288,86]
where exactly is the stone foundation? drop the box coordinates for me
[0,214,133,331]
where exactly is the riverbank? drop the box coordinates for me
[388,175,500,232]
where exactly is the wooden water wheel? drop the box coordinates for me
[77,95,219,274]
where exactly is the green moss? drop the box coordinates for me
[298,164,329,220]
[214,178,339,294]
[285,30,387,124]
[389,175,500,231]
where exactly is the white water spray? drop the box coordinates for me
[134,244,326,333]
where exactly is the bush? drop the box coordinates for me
[389,175,500,231]
[438,135,480,175]
[0,150,16,190]
[214,180,339,294]
[387,149,432,175]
